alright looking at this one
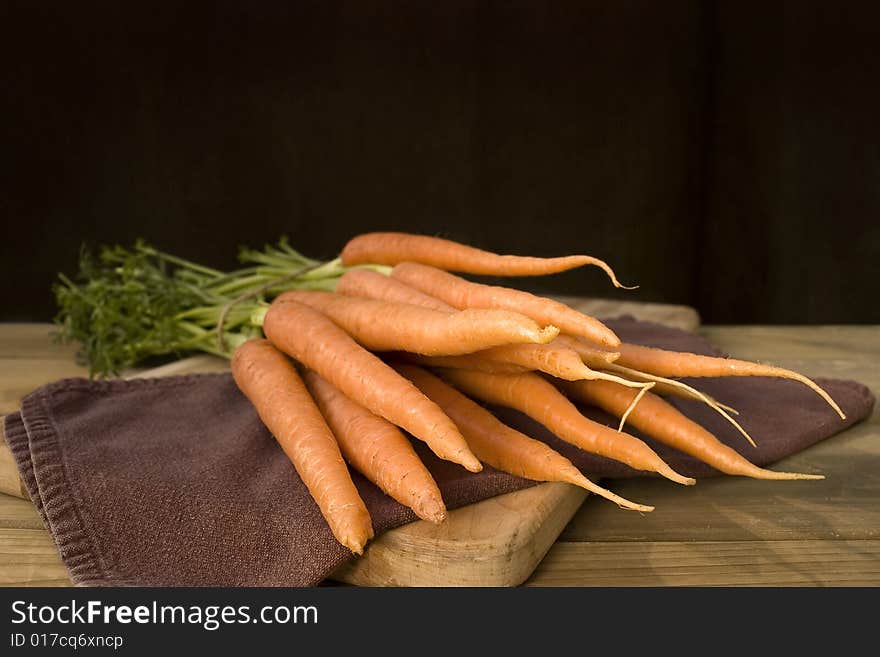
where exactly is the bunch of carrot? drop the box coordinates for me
[226,232,839,554]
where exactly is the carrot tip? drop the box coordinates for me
[461,457,484,473]
[659,466,696,486]
[781,370,847,420]
[748,469,826,481]
[617,502,655,513]
[718,402,740,415]
[589,257,638,291]
[573,475,655,512]
[415,498,449,524]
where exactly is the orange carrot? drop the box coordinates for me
[337,270,623,380]
[600,361,756,447]
[410,344,648,393]
[612,342,846,420]
[438,368,694,485]
[275,290,559,356]
[303,370,447,523]
[404,352,655,431]
[336,268,456,312]
[402,352,528,375]
[552,334,620,369]
[340,231,634,287]
[394,364,654,512]
[262,299,482,472]
[603,362,740,415]
[559,379,824,480]
[558,336,743,419]
[231,339,374,553]
[391,261,621,347]
[335,271,632,388]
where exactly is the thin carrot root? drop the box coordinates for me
[604,363,758,448]
[612,343,847,420]
[603,363,726,405]
[656,464,696,486]
[589,369,655,390]
[564,473,655,512]
[590,259,639,291]
[617,383,654,432]
[717,402,740,415]
[774,368,846,420]
[739,468,825,481]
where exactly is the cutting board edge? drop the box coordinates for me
[330,483,588,587]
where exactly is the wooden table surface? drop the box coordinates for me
[1,323,878,586]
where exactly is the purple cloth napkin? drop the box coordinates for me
[3,318,874,586]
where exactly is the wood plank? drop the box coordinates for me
[0,427,29,499]
[0,359,89,415]
[0,324,83,360]
[126,354,229,379]
[0,495,43,530]
[700,325,880,367]
[526,540,880,586]
[0,529,69,587]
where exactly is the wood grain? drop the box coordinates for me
[0,325,89,415]
[0,494,44,530]
[527,540,880,586]
[0,529,70,587]
[0,427,28,499]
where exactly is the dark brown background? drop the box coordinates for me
[3,1,878,323]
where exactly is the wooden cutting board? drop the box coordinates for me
[0,298,699,586]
